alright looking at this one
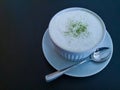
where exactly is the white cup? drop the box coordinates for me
[48,7,106,61]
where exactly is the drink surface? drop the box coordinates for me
[49,9,104,52]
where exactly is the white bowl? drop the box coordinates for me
[48,7,106,61]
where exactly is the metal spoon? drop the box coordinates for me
[45,47,111,82]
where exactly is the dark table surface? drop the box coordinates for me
[0,0,120,90]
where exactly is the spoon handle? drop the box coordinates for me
[45,59,88,82]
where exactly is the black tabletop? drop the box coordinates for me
[0,0,120,90]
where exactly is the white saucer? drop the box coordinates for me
[42,29,113,77]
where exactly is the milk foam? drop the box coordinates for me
[49,9,104,52]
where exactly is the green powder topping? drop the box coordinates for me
[64,20,88,38]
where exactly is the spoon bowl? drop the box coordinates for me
[91,47,111,63]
